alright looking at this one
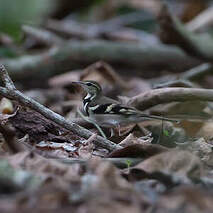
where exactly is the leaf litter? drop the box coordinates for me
[1,1,213,212]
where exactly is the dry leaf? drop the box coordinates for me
[184,137,213,166]
[0,98,13,114]
[108,143,168,158]
[196,121,213,141]
[154,186,213,213]
[7,151,80,181]
[119,133,153,147]
[131,150,203,179]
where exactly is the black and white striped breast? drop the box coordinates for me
[83,93,96,116]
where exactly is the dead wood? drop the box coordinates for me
[8,108,80,144]
[0,65,121,151]
[0,39,200,81]
[158,4,213,62]
[129,87,213,111]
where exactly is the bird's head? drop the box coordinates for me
[72,80,102,96]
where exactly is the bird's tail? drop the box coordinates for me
[140,114,179,123]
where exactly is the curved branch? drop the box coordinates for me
[129,87,213,111]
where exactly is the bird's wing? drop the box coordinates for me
[95,96,120,105]
[89,102,177,123]
[89,103,138,115]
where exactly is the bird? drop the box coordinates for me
[72,80,178,131]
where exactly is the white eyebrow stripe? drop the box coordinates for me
[91,83,101,90]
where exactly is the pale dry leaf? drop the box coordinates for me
[108,143,168,159]
[186,138,212,164]
[119,133,153,147]
[0,107,18,125]
[92,160,132,191]
[155,186,213,213]
[36,141,78,152]
[87,199,141,213]
[78,144,93,160]
[78,134,96,159]
[133,150,203,179]
[196,121,213,141]
[79,159,140,213]
[0,98,13,114]
[7,151,80,181]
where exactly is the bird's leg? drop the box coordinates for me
[115,124,135,137]
[110,128,115,138]
[141,132,152,139]
[119,127,132,136]
[77,108,107,139]
[110,126,126,137]
[116,124,122,136]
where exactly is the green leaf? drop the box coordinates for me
[125,159,132,168]
[0,0,54,41]
[163,129,169,137]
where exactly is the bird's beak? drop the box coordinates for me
[72,81,85,86]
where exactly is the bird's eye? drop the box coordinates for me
[86,83,92,86]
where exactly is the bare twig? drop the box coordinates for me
[48,18,159,44]
[151,63,212,89]
[22,25,64,46]
[0,65,121,151]
[186,6,213,32]
[96,11,150,32]
[153,79,196,89]
[180,63,213,81]
[47,12,150,39]
[46,19,97,39]
[104,27,159,44]
[129,87,213,111]
[0,64,16,90]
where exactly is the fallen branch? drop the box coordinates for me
[48,18,159,44]
[151,63,212,89]
[186,6,213,32]
[129,87,213,111]
[22,25,64,46]
[180,63,213,81]
[157,3,213,61]
[0,65,121,151]
[47,11,150,39]
[153,79,196,89]
[1,39,200,81]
